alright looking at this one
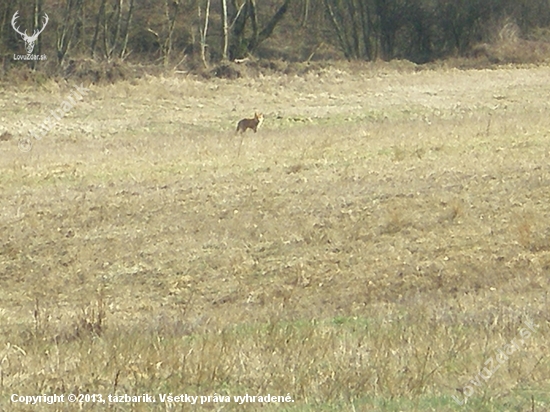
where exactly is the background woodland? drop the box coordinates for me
[2,0,550,77]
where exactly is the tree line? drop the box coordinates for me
[1,0,550,69]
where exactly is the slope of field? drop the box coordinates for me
[1,63,550,411]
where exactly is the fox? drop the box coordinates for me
[236,112,264,134]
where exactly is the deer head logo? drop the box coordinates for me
[11,11,49,55]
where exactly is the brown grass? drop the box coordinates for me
[1,63,550,411]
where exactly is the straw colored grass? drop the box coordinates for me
[1,63,550,411]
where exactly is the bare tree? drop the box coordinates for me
[301,0,310,27]
[0,0,17,53]
[323,0,375,60]
[198,0,211,67]
[119,0,135,59]
[143,0,181,66]
[228,0,292,60]
[89,0,136,60]
[56,0,83,63]
[90,0,107,58]
[103,0,123,60]
[221,0,229,60]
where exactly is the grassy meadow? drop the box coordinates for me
[1,62,550,411]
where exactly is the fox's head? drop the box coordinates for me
[255,112,264,122]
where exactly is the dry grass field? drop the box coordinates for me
[1,62,550,411]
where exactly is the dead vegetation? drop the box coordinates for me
[1,63,550,410]
[0,131,12,141]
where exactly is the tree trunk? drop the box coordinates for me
[221,0,229,60]
[161,0,180,66]
[357,0,373,60]
[91,0,107,58]
[199,0,211,68]
[119,0,135,59]
[301,0,309,27]
[323,0,352,59]
[56,0,84,64]
[255,0,291,47]
[248,0,258,50]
